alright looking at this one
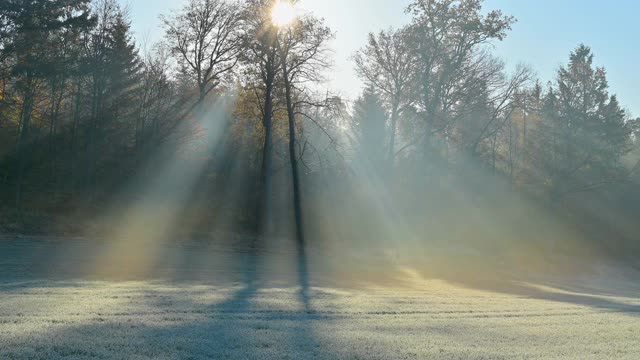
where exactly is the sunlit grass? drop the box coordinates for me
[2,276,639,359]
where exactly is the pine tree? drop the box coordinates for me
[0,0,92,206]
[352,86,388,174]
[533,45,632,200]
[83,1,141,196]
[104,11,141,135]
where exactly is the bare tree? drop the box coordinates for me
[136,45,193,161]
[467,63,532,156]
[162,0,242,104]
[278,11,333,248]
[239,0,282,236]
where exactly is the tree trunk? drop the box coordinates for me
[49,80,65,195]
[259,115,274,234]
[282,61,305,249]
[388,100,399,171]
[70,82,82,197]
[15,82,36,208]
[258,57,276,238]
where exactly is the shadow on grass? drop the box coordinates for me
[421,263,640,315]
[0,236,338,359]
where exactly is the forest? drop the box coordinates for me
[2,1,640,359]
[0,0,639,260]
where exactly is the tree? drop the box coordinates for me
[82,0,141,197]
[354,28,416,166]
[162,0,243,104]
[404,0,515,160]
[104,11,141,125]
[45,21,87,195]
[532,45,633,200]
[277,6,333,249]
[0,0,92,207]
[239,0,283,235]
[135,46,191,162]
[352,85,388,174]
[464,63,532,159]
[628,118,640,181]
[508,82,543,180]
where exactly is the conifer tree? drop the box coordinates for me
[0,0,92,206]
[533,45,632,199]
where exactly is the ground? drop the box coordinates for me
[1,237,639,359]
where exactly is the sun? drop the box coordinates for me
[271,0,296,27]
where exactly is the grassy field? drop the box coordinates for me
[1,237,639,359]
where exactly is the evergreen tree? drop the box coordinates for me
[0,0,92,206]
[533,45,632,199]
[352,86,388,173]
[82,0,141,196]
[103,11,141,138]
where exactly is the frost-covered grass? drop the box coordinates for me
[1,238,639,359]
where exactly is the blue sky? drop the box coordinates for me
[126,0,640,116]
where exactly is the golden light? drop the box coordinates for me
[272,0,296,27]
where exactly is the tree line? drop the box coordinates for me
[0,0,638,254]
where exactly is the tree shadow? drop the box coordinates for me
[296,237,311,312]
[0,235,341,359]
[426,266,640,315]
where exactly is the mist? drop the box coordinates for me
[1,1,639,358]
